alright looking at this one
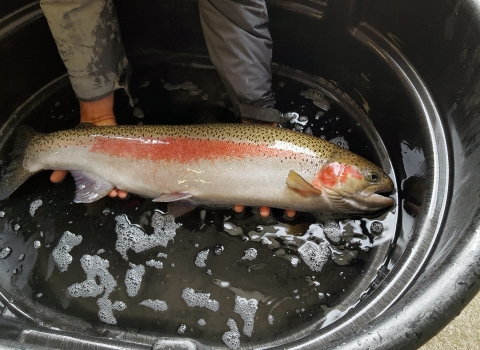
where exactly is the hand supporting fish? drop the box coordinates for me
[0,122,395,217]
[48,94,292,218]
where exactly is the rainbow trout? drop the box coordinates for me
[0,124,394,215]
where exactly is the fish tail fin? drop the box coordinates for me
[0,126,41,200]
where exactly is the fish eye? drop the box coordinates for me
[366,171,380,182]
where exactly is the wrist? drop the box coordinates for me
[79,93,116,126]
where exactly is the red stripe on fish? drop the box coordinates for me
[89,136,305,163]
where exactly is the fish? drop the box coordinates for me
[0,124,394,215]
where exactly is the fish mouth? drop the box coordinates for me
[324,186,395,213]
[355,182,395,211]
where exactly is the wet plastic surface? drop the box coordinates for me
[0,0,479,349]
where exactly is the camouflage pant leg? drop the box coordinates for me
[198,0,280,123]
[40,0,130,102]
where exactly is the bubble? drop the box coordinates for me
[268,315,274,325]
[18,254,24,261]
[29,199,43,217]
[52,231,83,272]
[14,224,20,232]
[213,244,224,256]
[241,248,257,261]
[233,296,258,337]
[370,221,384,235]
[0,247,12,259]
[177,324,187,334]
[33,240,41,249]
[97,249,105,254]
[145,259,163,269]
[140,299,168,312]
[329,136,349,150]
[133,107,144,119]
[195,249,209,267]
[298,241,330,272]
[298,116,308,123]
[181,287,219,312]
[197,319,206,326]
[125,264,145,297]
[157,252,168,258]
[222,319,240,350]
[0,211,4,218]
[324,220,342,243]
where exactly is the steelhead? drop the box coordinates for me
[0,124,394,215]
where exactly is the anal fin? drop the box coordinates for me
[167,200,197,217]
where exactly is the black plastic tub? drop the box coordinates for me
[0,1,479,349]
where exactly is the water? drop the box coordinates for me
[0,55,398,348]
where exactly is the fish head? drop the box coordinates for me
[313,153,395,213]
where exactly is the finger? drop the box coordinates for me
[108,189,118,198]
[259,206,271,217]
[234,205,245,213]
[117,190,128,199]
[50,170,68,183]
[285,209,296,218]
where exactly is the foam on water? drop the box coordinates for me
[241,248,257,261]
[323,220,342,243]
[370,221,384,235]
[115,211,180,259]
[145,259,163,269]
[194,249,209,267]
[125,263,145,297]
[97,297,126,325]
[140,299,168,312]
[181,287,219,312]
[0,246,11,259]
[298,241,331,272]
[329,136,349,150]
[133,107,144,119]
[33,240,41,249]
[222,318,241,350]
[233,296,258,337]
[197,318,206,326]
[177,324,187,334]
[67,254,124,324]
[0,211,5,218]
[67,255,117,298]
[299,89,331,111]
[52,231,83,272]
[29,199,43,217]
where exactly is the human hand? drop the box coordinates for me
[234,118,296,218]
[50,94,128,199]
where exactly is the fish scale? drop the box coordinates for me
[0,124,394,215]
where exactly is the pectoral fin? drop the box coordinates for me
[153,192,193,202]
[71,171,114,203]
[286,170,322,197]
